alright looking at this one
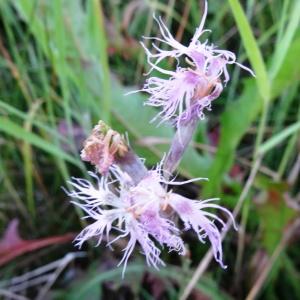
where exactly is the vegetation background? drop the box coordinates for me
[0,0,299,299]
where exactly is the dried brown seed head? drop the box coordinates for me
[80,121,128,174]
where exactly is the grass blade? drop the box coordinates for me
[0,117,80,167]
[228,0,270,102]
[258,121,300,155]
[269,0,300,79]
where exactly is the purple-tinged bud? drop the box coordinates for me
[81,121,128,174]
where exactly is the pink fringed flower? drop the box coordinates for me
[66,163,235,275]
[168,194,236,268]
[139,1,254,127]
[66,166,179,276]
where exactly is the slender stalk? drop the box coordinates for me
[115,149,148,185]
[163,116,198,178]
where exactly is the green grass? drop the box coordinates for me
[0,0,299,299]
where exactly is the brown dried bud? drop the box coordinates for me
[80,121,128,174]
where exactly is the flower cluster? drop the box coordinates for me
[66,0,248,277]
[139,1,254,127]
[66,164,235,276]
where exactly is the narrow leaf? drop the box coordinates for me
[228,0,270,102]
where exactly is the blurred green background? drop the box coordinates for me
[0,0,299,299]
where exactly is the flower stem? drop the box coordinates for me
[115,148,148,184]
[163,116,198,178]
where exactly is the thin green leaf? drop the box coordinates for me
[228,0,270,102]
[0,117,80,167]
[258,121,300,155]
[269,0,300,79]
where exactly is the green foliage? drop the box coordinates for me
[254,175,296,252]
[228,0,270,102]
[63,264,232,300]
